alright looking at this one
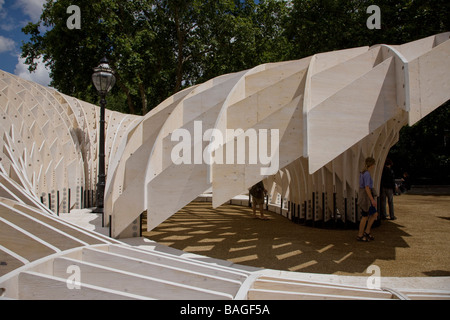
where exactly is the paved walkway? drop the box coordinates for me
[144,194,450,280]
[58,193,450,293]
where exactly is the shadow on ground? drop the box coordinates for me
[143,201,415,277]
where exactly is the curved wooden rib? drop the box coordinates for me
[0,33,448,238]
[1,33,449,300]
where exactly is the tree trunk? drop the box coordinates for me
[122,84,136,115]
[139,82,148,115]
[174,7,184,93]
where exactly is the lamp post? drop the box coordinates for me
[92,57,115,215]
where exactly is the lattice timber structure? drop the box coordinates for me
[1,33,450,301]
[0,33,449,239]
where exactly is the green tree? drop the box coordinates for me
[22,0,161,114]
[283,0,450,184]
[389,103,450,185]
[283,0,450,58]
[22,0,290,114]
[284,0,360,58]
[20,0,449,183]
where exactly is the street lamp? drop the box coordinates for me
[92,57,115,215]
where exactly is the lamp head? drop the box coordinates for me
[92,57,116,96]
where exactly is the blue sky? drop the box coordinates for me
[0,0,51,86]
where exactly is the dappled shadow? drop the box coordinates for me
[143,202,411,276]
[423,270,450,277]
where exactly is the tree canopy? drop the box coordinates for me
[22,0,291,114]
[21,0,450,184]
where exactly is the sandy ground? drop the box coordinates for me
[144,194,450,278]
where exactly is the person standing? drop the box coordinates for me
[249,181,268,220]
[399,172,411,194]
[357,157,378,242]
[380,159,397,220]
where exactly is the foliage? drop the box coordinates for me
[283,0,450,58]
[22,0,290,114]
[389,103,450,185]
[282,0,450,185]
[21,0,450,183]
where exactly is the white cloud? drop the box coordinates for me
[16,0,45,22]
[0,20,16,32]
[15,55,51,87]
[0,35,15,53]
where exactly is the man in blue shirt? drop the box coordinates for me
[357,157,378,241]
